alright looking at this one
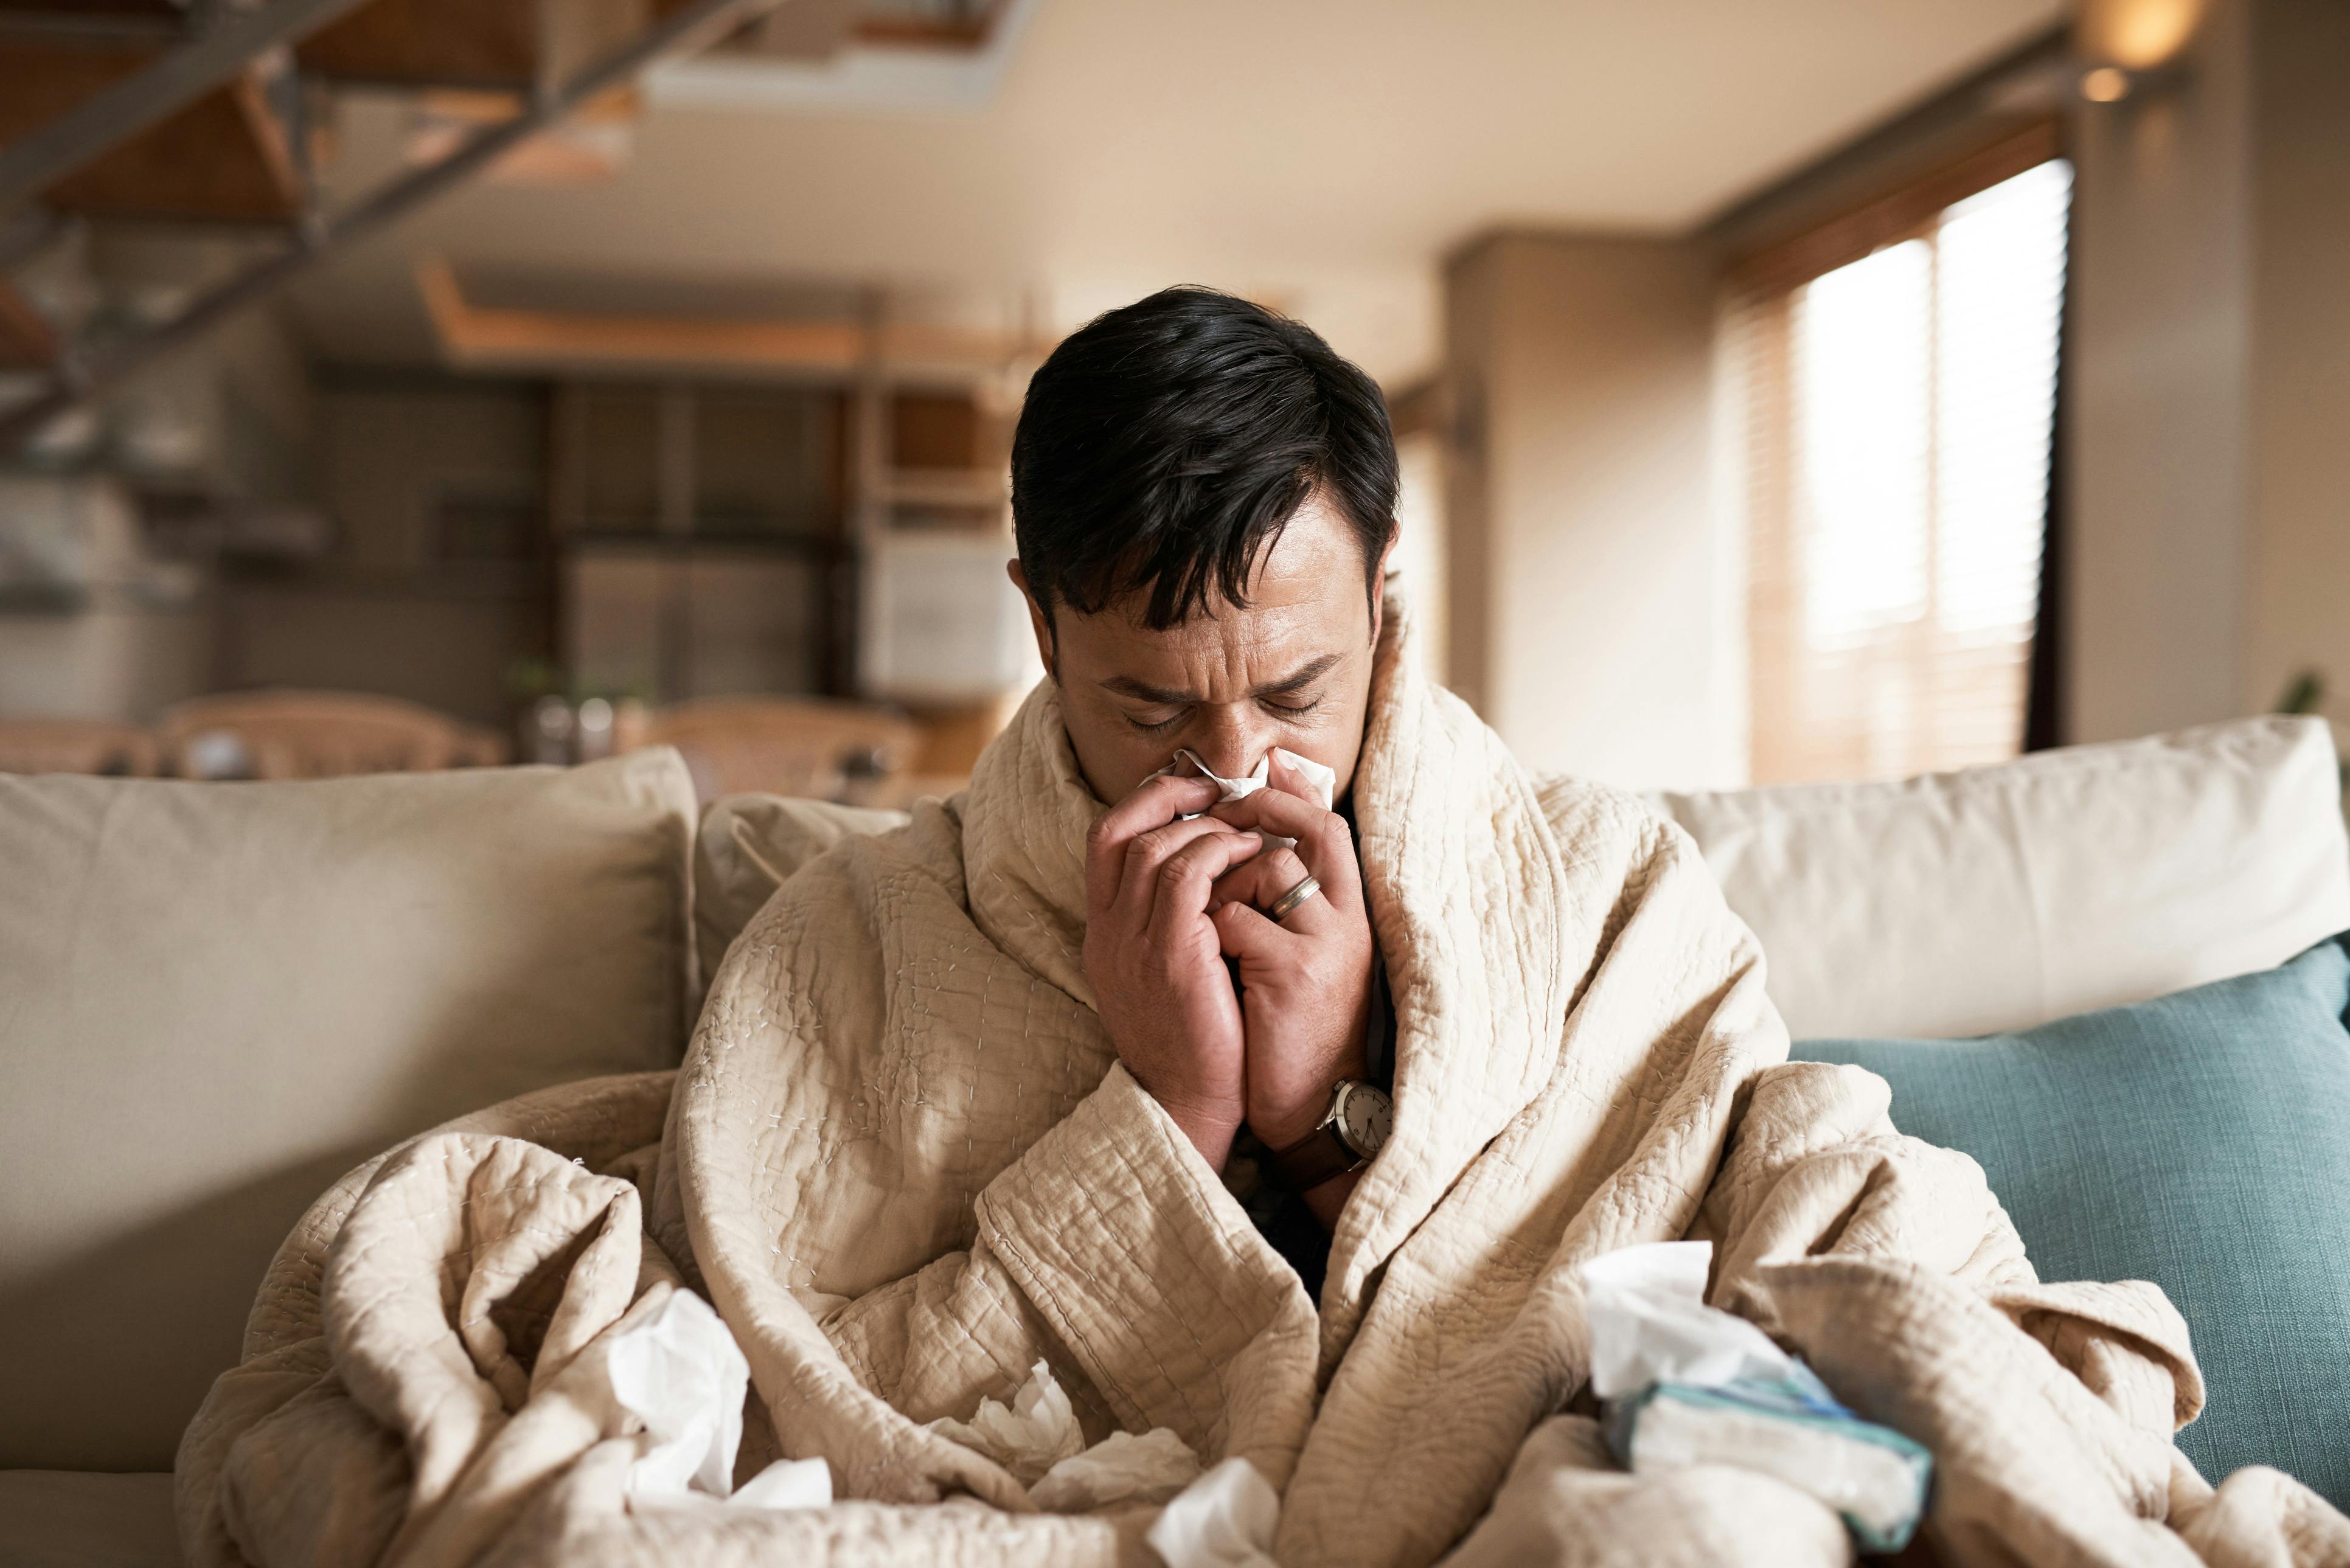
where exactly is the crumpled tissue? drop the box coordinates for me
[603,1286,833,1511]
[925,1360,1205,1514]
[1582,1239,1793,1400]
[1032,1429,1204,1514]
[1145,1456,1281,1568]
[925,1358,1085,1483]
[1162,747,1338,853]
[1579,1241,1932,1553]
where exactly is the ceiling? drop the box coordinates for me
[285,0,2069,383]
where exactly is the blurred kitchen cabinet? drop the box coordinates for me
[683,550,826,695]
[571,386,663,534]
[560,547,665,699]
[552,381,847,701]
[552,376,1009,706]
[695,386,840,536]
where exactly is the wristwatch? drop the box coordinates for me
[1264,1080,1394,1193]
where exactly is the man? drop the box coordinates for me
[186,290,2342,1568]
[1004,288,1405,1280]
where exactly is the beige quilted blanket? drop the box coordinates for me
[178,608,2350,1568]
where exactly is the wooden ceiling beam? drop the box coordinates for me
[419,255,1041,378]
[0,40,302,221]
[298,0,655,89]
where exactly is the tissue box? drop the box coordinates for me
[1602,1365,1931,1554]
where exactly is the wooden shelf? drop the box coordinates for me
[878,469,1004,512]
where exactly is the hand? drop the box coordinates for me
[1083,772,1268,1169]
[1204,757,1375,1162]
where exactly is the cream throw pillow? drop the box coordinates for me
[1654,716,2350,1039]
[694,793,909,994]
[0,749,697,1470]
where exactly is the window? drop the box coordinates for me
[1730,146,2071,785]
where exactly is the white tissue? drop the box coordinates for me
[1145,1456,1281,1568]
[925,1359,1086,1483]
[1173,747,1337,811]
[1161,746,1338,855]
[604,1292,835,1513]
[1031,1428,1203,1513]
[927,1361,1208,1514]
[1578,1241,1795,1400]
[607,1288,749,1498]
[729,1455,833,1511]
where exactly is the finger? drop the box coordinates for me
[1117,817,1244,926]
[1085,772,1226,916]
[1206,790,1360,909]
[1151,830,1272,939]
[1207,842,1307,907]
[1211,898,1292,963]
[1211,847,1337,938]
[1262,752,1324,805]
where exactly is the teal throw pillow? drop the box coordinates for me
[1792,935,2350,1508]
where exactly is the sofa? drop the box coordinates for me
[4,715,2344,1567]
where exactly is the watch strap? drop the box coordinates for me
[1264,1116,1360,1193]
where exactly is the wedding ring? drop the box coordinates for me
[1265,873,1322,924]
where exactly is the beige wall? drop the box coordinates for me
[2241,0,2350,723]
[2067,0,2350,741]
[2065,0,2255,743]
[1443,233,1734,788]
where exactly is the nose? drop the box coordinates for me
[1187,703,1278,782]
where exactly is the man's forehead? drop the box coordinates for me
[1112,504,1364,630]
[1050,491,1372,684]
[1074,594,1348,692]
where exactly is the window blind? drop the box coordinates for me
[1729,151,2071,786]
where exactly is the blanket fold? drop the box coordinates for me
[178,599,2347,1568]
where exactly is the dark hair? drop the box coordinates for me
[1011,286,1399,633]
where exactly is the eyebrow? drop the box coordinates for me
[1100,652,1344,707]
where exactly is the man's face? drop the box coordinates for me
[1013,493,1392,805]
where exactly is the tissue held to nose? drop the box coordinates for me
[1166,747,1337,811]
[1158,746,1338,854]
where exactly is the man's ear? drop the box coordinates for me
[1008,560,1057,681]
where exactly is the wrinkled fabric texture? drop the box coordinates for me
[178,604,2349,1568]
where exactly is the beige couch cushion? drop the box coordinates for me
[0,751,697,1471]
[0,1471,180,1568]
[1653,717,2350,1039]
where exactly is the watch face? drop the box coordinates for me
[1335,1083,1394,1159]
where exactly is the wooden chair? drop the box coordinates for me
[627,696,922,805]
[158,690,507,780]
[0,718,161,777]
